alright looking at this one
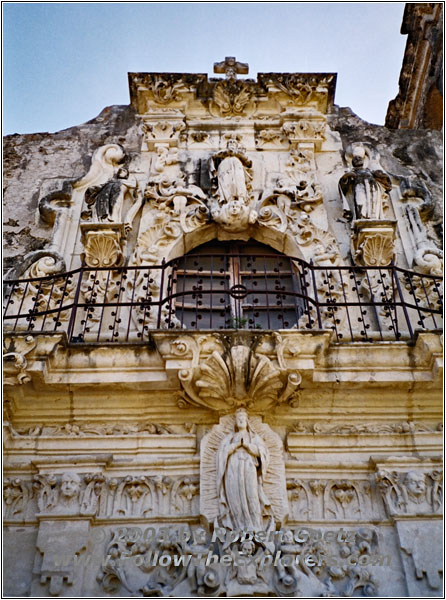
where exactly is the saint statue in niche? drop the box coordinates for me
[216,408,272,531]
[85,167,142,229]
[339,146,392,221]
[209,138,252,205]
[209,139,257,232]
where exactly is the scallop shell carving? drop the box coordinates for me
[84,233,123,268]
[361,234,394,267]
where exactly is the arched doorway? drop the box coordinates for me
[164,239,305,330]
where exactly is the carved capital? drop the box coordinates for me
[282,119,326,149]
[142,117,186,150]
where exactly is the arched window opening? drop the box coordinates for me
[166,240,305,330]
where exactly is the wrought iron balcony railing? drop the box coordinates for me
[3,253,443,344]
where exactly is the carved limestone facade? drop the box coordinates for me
[3,54,443,597]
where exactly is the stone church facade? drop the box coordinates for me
[3,12,443,598]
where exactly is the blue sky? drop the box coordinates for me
[3,2,406,135]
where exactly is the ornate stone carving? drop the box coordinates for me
[98,527,203,596]
[323,528,379,597]
[402,188,443,276]
[339,144,397,269]
[325,480,362,519]
[171,477,200,514]
[96,523,381,597]
[26,472,202,520]
[74,144,125,192]
[9,421,197,437]
[3,334,36,385]
[339,144,392,222]
[200,410,288,531]
[376,469,443,516]
[188,131,212,146]
[3,477,33,519]
[285,477,376,521]
[143,119,187,152]
[291,421,443,434]
[351,220,397,267]
[402,193,443,313]
[261,73,335,111]
[84,166,142,228]
[115,476,155,517]
[282,119,326,147]
[80,224,125,268]
[260,150,323,215]
[273,529,302,595]
[149,75,189,104]
[210,79,256,118]
[255,128,285,149]
[174,333,301,412]
[287,479,311,520]
[208,138,257,234]
[33,472,84,515]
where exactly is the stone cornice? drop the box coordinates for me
[128,71,337,118]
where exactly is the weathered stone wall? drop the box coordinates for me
[329,105,443,238]
[3,60,443,598]
[386,3,443,130]
[3,105,141,272]
[4,102,442,274]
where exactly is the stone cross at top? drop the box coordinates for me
[213,57,249,80]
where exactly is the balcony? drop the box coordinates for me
[3,252,443,344]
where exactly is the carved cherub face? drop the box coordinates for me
[240,540,255,555]
[60,473,81,498]
[405,472,426,497]
[228,200,244,216]
[216,201,251,231]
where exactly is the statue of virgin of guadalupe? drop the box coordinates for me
[209,139,252,205]
[216,408,272,531]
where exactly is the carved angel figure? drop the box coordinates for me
[216,408,272,531]
[339,146,391,221]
